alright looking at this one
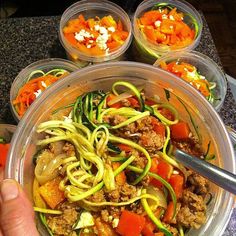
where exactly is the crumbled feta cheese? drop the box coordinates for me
[94,24,100,31]
[162,14,168,20]
[154,20,162,27]
[75,33,84,42]
[41,81,47,88]
[170,25,174,29]
[87,44,91,48]
[108,216,113,222]
[96,33,109,50]
[34,89,42,98]
[89,40,94,43]
[108,26,115,32]
[181,17,184,20]
[99,26,108,35]
[112,218,119,228]
[75,29,94,42]
[199,75,206,80]
[169,15,175,21]
[173,170,179,175]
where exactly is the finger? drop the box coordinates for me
[0,179,39,236]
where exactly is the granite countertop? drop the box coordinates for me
[0,15,235,235]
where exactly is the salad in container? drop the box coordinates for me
[6,62,235,236]
[154,51,227,111]
[10,58,79,121]
[0,124,16,181]
[59,0,132,67]
[133,0,202,64]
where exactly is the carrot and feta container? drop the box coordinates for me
[133,0,202,63]
[10,58,78,121]
[59,0,132,67]
[154,51,227,111]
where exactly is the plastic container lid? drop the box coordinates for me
[6,62,235,236]
[154,50,227,111]
[133,0,203,61]
[10,58,79,122]
[59,0,132,66]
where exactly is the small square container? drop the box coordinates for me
[154,50,227,111]
[59,0,132,67]
[133,0,203,64]
[10,58,79,122]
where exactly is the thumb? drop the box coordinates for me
[0,179,39,236]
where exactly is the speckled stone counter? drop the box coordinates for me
[0,14,235,235]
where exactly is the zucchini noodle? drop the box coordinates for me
[34,207,62,215]
[109,135,151,184]
[111,111,150,129]
[152,104,179,125]
[111,81,145,111]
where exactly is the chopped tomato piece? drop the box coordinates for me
[150,117,165,137]
[142,217,156,236]
[117,143,132,153]
[150,159,173,188]
[0,143,10,168]
[127,97,139,108]
[170,121,190,140]
[158,108,175,121]
[163,201,175,223]
[116,210,146,236]
[169,174,184,199]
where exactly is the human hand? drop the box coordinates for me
[0,179,39,236]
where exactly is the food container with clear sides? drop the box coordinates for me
[133,0,203,64]
[10,58,79,122]
[154,50,227,111]
[6,62,235,236]
[0,124,17,180]
[59,0,132,67]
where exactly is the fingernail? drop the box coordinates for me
[0,179,19,202]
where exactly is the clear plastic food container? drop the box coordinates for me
[154,50,227,111]
[59,0,132,67]
[10,58,79,122]
[133,0,203,64]
[6,62,235,236]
